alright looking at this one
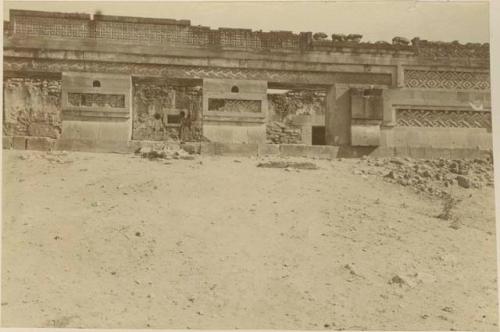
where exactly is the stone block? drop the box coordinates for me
[3,136,13,149]
[12,136,27,150]
[127,140,143,153]
[55,139,128,153]
[280,144,339,159]
[181,142,201,155]
[351,123,381,146]
[26,137,55,151]
[214,143,259,157]
[449,148,488,160]
[430,148,452,160]
[203,124,266,144]
[369,146,394,158]
[394,146,410,157]
[409,147,427,159]
[28,123,61,139]
[421,148,443,159]
[258,144,280,156]
[199,142,218,156]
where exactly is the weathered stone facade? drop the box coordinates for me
[132,80,203,142]
[2,9,492,154]
[267,90,326,144]
[3,77,62,139]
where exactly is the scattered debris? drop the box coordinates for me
[257,160,319,170]
[388,275,406,286]
[45,315,76,328]
[136,146,196,161]
[449,220,461,230]
[437,194,462,220]
[442,306,454,313]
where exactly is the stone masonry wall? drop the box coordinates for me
[132,80,203,142]
[3,77,62,139]
[266,121,302,144]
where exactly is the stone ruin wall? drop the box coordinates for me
[132,80,203,142]
[2,76,205,145]
[266,91,326,144]
[2,10,493,151]
[3,77,62,143]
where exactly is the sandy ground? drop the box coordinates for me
[1,149,498,330]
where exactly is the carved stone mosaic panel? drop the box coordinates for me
[208,98,261,113]
[404,69,490,90]
[67,92,125,108]
[396,108,491,129]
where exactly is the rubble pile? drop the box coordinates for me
[353,156,494,197]
[136,146,195,161]
[266,121,302,144]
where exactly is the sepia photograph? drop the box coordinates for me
[1,0,499,330]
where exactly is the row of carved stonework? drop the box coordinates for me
[396,109,491,129]
[5,14,490,58]
[4,58,394,86]
[404,70,490,90]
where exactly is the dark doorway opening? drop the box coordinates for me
[312,126,326,145]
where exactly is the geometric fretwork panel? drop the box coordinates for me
[396,109,491,129]
[67,93,126,108]
[14,15,90,39]
[208,98,262,113]
[404,70,490,90]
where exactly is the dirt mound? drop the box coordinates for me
[353,156,494,197]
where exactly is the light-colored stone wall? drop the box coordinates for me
[379,86,492,149]
[202,78,267,144]
[381,127,491,149]
[59,72,132,145]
